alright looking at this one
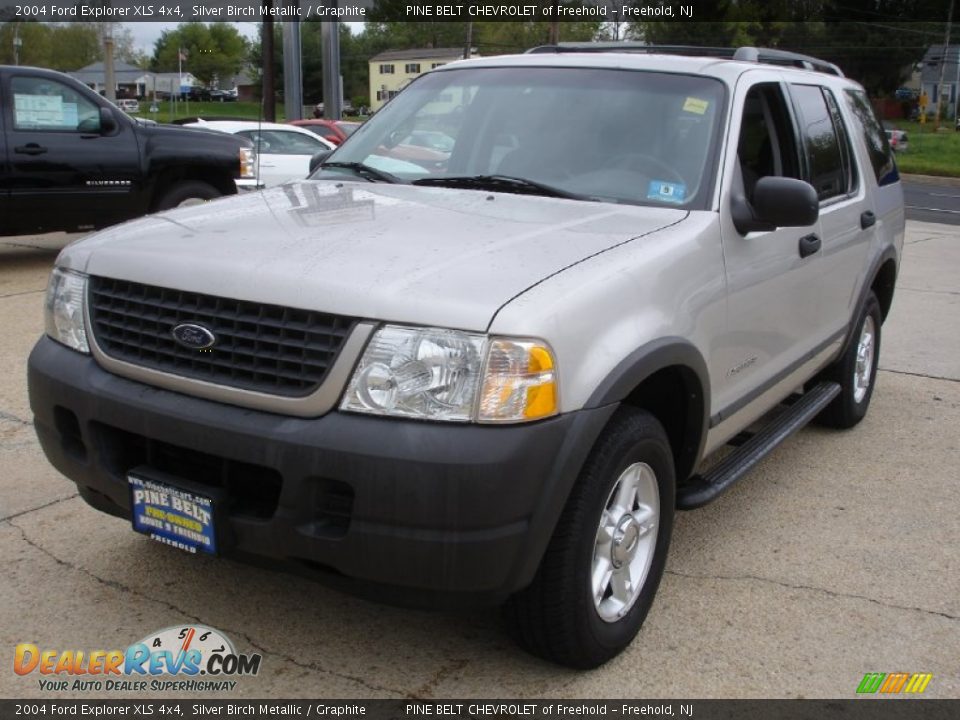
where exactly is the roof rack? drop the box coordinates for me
[525,43,844,77]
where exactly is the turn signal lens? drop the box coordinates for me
[478,339,558,423]
[239,147,256,179]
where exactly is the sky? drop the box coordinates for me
[125,21,364,54]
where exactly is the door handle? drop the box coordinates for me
[799,233,821,258]
[15,143,47,156]
[860,210,876,229]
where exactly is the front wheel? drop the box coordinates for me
[153,181,220,211]
[504,407,675,668]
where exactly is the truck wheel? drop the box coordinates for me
[817,291,882,429]
[504,407,675,668]
[154,181,220,211]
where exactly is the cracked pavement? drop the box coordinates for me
[1,222,957,699]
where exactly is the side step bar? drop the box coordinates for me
[676,381,841,510]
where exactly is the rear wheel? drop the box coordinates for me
[504,407,675,668]
[817,291,882,428]
[154,181,220,211]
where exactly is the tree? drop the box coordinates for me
[628,0,950,96]
[151,22,249,87]
[0,21,149,71]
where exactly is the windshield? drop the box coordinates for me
[316,66,725,207]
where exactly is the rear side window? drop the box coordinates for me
[843,88,897,186]
[790,84,848,201]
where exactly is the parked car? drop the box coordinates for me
[185,120,335,187]
[28,46,903,669]
[0,65,256,236]
[117,98,140,114]
[289,118,351,145]
[313,101,355,118]
[209,89,238,103]
[185,86,212,102]
[883,124,909,152]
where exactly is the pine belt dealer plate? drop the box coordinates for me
[129,475,217,555]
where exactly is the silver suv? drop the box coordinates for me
[28,45,904,668]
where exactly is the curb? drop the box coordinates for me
[900,173,960,187]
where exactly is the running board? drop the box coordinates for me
[676,381,841,510]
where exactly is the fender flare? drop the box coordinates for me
[584,337,711,483]
[839,246,899,358]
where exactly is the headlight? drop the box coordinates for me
[239,147,256,179]
[44,268,89,354]
[340,325,558,423]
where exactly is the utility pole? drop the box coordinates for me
[321,14,342,120]
[103,24,116,103]
[282,7,303,121]
[13,23,22,65]
[548,3,561,45]
[262,5,276,121]
[464,21,473,59]
[934,0,955,131]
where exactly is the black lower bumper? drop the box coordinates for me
[27,337,614,606]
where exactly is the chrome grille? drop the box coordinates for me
[89,276,357,396]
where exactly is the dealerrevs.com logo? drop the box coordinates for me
[14,625,262,693]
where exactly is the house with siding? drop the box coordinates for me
[368,48,475,111]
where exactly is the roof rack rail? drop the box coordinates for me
[526,43,844,77]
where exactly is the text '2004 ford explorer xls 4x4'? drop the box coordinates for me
[28,46,904,668]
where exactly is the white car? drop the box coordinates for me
[884,128,909,152]
[185,120,336,187]
[117,99,140,113]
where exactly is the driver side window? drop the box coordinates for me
[737,84,801,202]
[11,76,100,133]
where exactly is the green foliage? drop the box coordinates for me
[136,100,284,123]
[151,22,249,87]
[889,121,960,177]
[629,0,955,96]
[0,22,145,71]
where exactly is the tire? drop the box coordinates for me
[503,407,675,668]
[153,181,220,211]
[816,291,882,429]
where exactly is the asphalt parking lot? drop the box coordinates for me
[0,220,957,700]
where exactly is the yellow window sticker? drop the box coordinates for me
[683,97,709,115]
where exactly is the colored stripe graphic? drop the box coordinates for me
[857,672,932,694]
[857,673,886,694]
[880,672,909,693]
[904,673,933,694]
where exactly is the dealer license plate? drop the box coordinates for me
[129,475,217,555]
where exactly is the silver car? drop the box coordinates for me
[29,45,904,668]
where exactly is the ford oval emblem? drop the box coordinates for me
[172,323,217,350]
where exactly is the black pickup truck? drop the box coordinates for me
[0,65,256,236]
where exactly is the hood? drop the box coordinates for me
[62,181,686,331]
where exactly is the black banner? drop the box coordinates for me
[0,700,957,720]
[0,0,954,23]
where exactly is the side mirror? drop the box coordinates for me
[309,150,332,175]
[732,176,818,235]
[99,107,119,135]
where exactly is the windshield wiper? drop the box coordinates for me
[412,174,591,201]
[320,161,400,184]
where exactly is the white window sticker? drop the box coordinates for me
[14,94,65,128]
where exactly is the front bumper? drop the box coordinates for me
[28,337,614,606]
[235,178,264,192]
